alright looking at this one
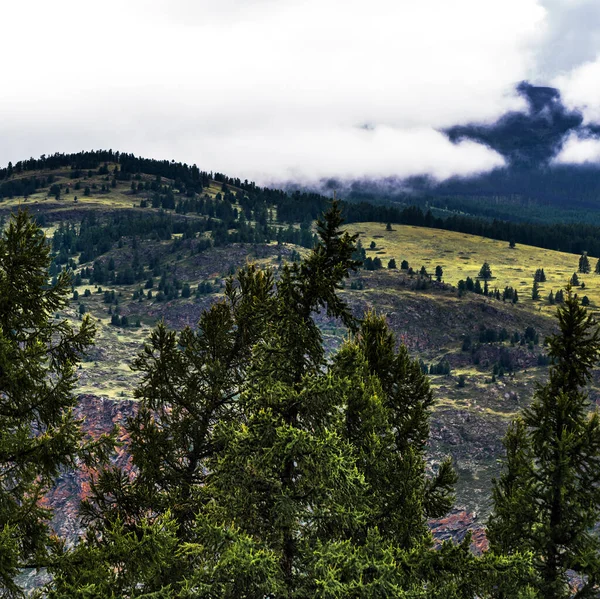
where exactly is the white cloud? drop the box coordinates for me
[536,0,600,78]
[0,0,558,182]
[553,55,600,124]
[553,132,600,164]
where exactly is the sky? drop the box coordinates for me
[1,0,600,184]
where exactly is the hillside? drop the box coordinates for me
[2,153,600,520]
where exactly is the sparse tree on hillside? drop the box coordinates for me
[571,272,580,286]
[435,265,443,282]
[579,252,590,274]
[531,280,540,300]
[387,258,397,269]
[478,262,492,279]
[595,258,600,274]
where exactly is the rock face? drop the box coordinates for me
[44,395,136,541]
[429,510,488,555]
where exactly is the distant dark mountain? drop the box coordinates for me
[339,83,600,222]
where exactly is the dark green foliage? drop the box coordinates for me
[400,259,409,270]
[429,360,451,375]
[578,252,590,274]
[352,239,366,264]
[196,280,213,295]
[570,272,580,286]
[531,280,540,300]
[533,268,546,282]
[0,211,110,597]
[488,288,600,598]
[364,256,383,270]
[435,265,443,282]
[387,258,397,269]
[478,262,492,279]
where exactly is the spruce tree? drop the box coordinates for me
[0,211,105,597]
[478,262,492,279]
[488,287,600,598]
[579,252,590,274]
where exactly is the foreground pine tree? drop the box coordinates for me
[49,203,532,598]
[0,211,105,597]
[488,286,600,598]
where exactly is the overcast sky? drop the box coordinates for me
[1,0,599,183]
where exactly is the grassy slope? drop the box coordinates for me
[346,222,598,314]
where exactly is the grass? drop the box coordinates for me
[346,222,599,315]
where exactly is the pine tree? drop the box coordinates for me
[435,265,444,282]
[579,252,590,274]
[478,262,492,279]
[0,211,107,597]
[531,280,540,300]
[488,287,600,598]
